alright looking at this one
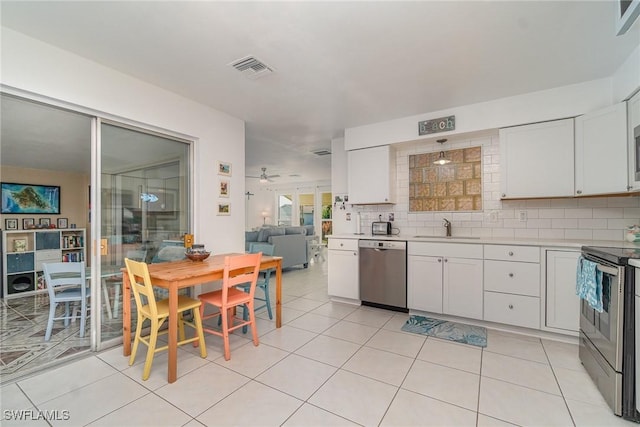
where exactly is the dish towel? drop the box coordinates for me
[576,256,603,312]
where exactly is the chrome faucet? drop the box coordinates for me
[443,218,452,237]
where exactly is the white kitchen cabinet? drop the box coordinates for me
[628,90,640,191]
[544,249,580,334]
[575,102,628,196]
[408,242,483,319]
[407,255,443,313]
[348,145,395,204]
[328,238,359,301]
[483,244,541,329]
[443,257,483,320]
[499,118,574,199]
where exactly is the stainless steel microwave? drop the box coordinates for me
[635,125,640,181]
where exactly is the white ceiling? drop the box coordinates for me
[1,1,639,183]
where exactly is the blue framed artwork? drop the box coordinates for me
[1,182,61,214]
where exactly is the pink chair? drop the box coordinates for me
[197,253,262,360]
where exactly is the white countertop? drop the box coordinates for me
[327,233,640,250]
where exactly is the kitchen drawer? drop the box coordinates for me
[408,242,483,259]
[484,260,540,297]
[484,291,540,329]
[328,238,359,251]
[484,244,539,263]
[35,250,62,271]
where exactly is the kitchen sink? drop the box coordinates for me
[413,235,480,240]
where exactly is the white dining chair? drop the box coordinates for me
[42,262,88,341]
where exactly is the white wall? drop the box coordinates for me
[342,50,640,241]
[613,45,640,102]
[344,78,613,151]
[353,134,640,241]
[1,28,246,255]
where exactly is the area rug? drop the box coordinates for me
[401,315,487,347]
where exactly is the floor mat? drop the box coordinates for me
[401,315,487,347]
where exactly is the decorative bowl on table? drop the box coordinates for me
[185,251,210,262]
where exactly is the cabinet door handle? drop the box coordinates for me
[444,258,448,263]
[508,304,514,309]
[438,258,442,263]
[340,243,344,247]
[508,273,514,278]
[576,190,582,195]
[508,251,514,256]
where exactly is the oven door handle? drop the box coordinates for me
[596,264,618,276]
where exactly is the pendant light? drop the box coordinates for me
[433,139,451,165]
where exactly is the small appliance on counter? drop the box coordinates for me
[372,221,392,235]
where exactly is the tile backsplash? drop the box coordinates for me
[353,134,640,241]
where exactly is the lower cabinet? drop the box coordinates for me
[443,257,483,320]
[484,292,540,329]
[407,255,443,313]
[407,242,483,319]
[544,249,580,333]
[328,238,359,301]
[483,244,541,329]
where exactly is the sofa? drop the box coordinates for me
[245,225,315,269]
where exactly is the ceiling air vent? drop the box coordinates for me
[229,55,274,80]
[311,148,332,156]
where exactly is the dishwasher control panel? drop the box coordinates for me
[359,240,406,250]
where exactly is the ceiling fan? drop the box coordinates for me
[246,167,280,183]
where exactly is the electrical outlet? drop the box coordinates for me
[519,210,527,222]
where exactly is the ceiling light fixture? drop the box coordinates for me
[433,139,451,165]
[259,167,269,183]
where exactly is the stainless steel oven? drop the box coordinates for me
[580,246,640,422]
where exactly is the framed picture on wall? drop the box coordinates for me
[57,218,68,229]
[4,218,18,230]
[217,203,230,215]
[23,218,34,229]
[217,161,232,176]
[39,218,51,227]
[1,182,61,214]
[219,180,230,198]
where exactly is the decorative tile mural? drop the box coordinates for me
[409,146,482,211]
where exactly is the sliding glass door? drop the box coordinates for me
[96,121,191,348]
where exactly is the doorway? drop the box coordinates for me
[0,94,193,382]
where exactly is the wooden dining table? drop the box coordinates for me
[121,252,283,383]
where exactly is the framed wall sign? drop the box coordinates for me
[23,218,34,229]
[4,218,18,230]
[57,218,68,229]
[1,182,61,214]
[39,218,51,227]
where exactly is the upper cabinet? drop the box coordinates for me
[628,91,640,191]
[500,118,574,199]
[575,102,628,196]
[348,145,396,204]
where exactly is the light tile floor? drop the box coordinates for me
[1,257,637,426]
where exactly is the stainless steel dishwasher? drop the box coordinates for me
[359,240,407,312]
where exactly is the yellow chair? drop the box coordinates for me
[197,253,262,360]
[124,258,207,380]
